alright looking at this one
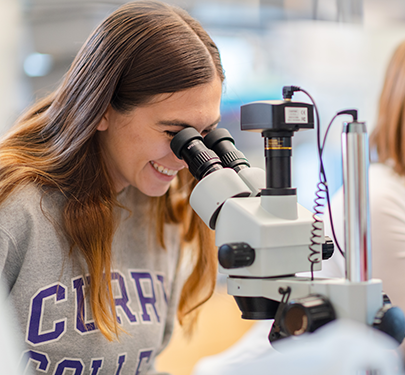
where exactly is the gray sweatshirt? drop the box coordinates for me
[0,184,182,375]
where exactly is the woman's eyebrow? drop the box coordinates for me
[158,115,222,129]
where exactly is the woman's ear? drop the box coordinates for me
[97,105,112,131]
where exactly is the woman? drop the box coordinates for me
[0,1,224,374]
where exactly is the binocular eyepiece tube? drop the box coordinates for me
[204,128,250,173]
[170,127,254,229]
[170,127,254,179]
[170,127,223,181]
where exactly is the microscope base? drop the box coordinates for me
[227,276,383,325]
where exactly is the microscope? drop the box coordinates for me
[170,86,405,346]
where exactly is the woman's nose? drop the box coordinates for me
[178,159,188,169]
[170,151,188,169]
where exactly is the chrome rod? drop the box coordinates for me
[341,121,371,282]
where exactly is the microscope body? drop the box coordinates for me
[171,91,405,345]
[192,167,383,333]
[215,195,319,278]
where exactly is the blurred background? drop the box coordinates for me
[2,0,405,374]
[3,0,405,208]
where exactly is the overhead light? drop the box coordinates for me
[23,52,53,77]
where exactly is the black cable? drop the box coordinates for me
[321,115,344,258]
[297,88,326,279]
[283,86,346,280]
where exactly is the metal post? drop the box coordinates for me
[341,121,371,281]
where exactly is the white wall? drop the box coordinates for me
[0,0,23,133]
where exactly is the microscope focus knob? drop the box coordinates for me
[218,242,255,269]
[373,304,405,344]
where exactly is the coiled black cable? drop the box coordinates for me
[298,88,327,278]
[282,86,346,280]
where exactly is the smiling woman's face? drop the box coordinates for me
[97,77,222,196]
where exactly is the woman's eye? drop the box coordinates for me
[165,127,216,139]
[164,130,179,138]
[202,128,215,137]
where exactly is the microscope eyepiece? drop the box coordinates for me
[170,127,223,180]
[170,127,201,159]
[204,128,250,173]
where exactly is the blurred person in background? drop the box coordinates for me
[0,1,224,373]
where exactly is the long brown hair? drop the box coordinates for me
[370,40,405,175]
[0,1,224,340]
